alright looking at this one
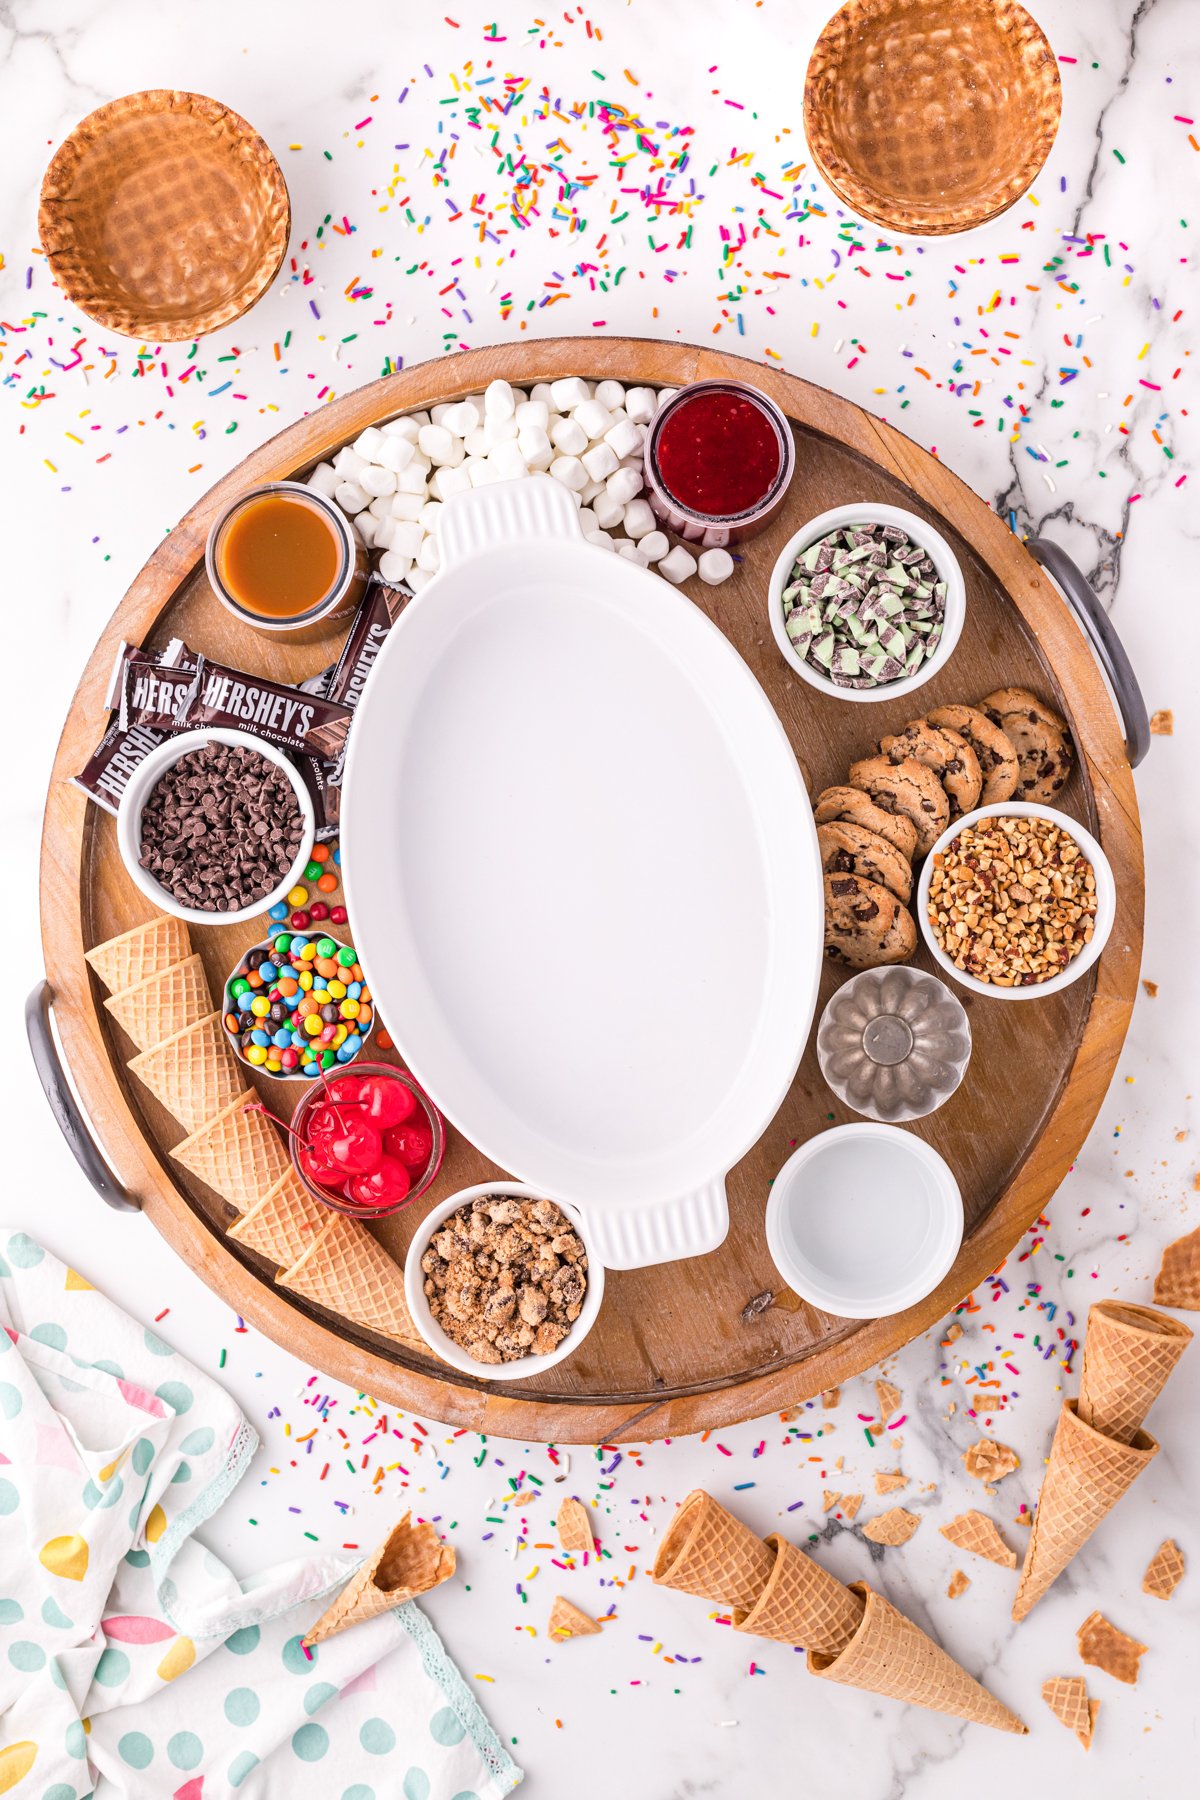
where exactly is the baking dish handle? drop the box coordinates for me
[438,475,584,572]
[578,1179,729,1271]
[26,982,140,1212]
[1026,536,1151,768]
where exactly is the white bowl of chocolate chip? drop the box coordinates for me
[769,503,966,703]
[405,1182,605,1381]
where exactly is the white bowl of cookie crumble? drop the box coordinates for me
[404,1182,606,1380]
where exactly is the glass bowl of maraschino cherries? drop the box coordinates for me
[287,1063,446,1218]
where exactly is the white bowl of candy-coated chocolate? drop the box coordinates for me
[404,1182,605,1381]
[116,727,315,926]
[768,502,965,704]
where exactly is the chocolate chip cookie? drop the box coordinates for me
[978,688,1074,802]
[824,873,917,969]
[879,717,982,817]
[813,785,918,861]
[848,755,950,858]
[927,704,1019,804]
[817,821,913,903]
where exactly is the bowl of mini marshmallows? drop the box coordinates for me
[306,377,740,594]
[917,802,1115,999]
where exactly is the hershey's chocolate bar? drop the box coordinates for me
[72,720,166,815]
[116,641,353,760]
[324,578,411,788]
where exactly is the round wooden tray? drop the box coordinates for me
[39,339,1144,1442]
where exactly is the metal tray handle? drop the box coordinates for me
[1026,536,1151,768]
[26,981,140,1212]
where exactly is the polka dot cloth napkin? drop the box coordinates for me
[0,1230,521,1799]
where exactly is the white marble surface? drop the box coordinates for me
[2,1,1198,1793]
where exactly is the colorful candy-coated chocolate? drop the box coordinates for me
[222,931,373,1078]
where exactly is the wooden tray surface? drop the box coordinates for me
[40,340,1143,1442]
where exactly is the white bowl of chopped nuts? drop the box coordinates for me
[917,803,1116,999]
[404,1182,606,1381]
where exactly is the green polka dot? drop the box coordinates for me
[94,1647,130,1686]
[64,1721,86,1760]
[6,1234,44,1268]
[429,1706,465,1748]
[228,1751,259,1788]
[403,1771,431,1800]
[0,1599,23,1624]
[167,1731,204,1771]
[49,1657,67,1689]
[180,1427,215,1455]
[41,1598,73,1629]
[360,1719,396,1756]
[224,1687,260,1727]
[450,1791,480,1799]
[282,1634,314,1673]
[343,1788,376,1800]
[225,1624,260,1656]
[304,1681,339,1715]
[131,1437,155,1476]
[82,1480,102,1509]
[9,1640,46,1672]
[143,1328,172,1356]
[118,1732,153,1770]
[154,1380,193,1415]
[170,1460,192,1485]
[30,1323,66,1352]
[291,1724,329,1762]
[42,1786,77,1800]
[0,1481,18,1516]
[0,1383,21,1419]
[124,1548,150,1569]
[91,1358,124,1378]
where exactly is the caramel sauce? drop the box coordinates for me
[217,492,342,619]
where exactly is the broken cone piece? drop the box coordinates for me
[556,1497,595,1557]
[939,1510,1017,1569]
[1042,1675,1098,1750]
[303,1513,455,1647]
[548,1596,601,1640]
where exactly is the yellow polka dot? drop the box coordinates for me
[0,1743,37,1793]
[64,1269,93,1290]
[39,1535,88,1581]
[156,1636,195,1682]
[97,1453,125,1483]
[145,1504,167,1545]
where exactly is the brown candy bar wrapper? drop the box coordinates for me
[325,578,411,790]
[117,641,352,760]
[294,750,340,840]
[72,720,167,814]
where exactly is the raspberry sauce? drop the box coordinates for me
[654,389,784,518]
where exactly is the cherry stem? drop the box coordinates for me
[243,1100,313,1154]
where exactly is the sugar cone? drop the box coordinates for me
[128,1012,243,1134]
[1012,1400,1158,1622]
[1154,1226,1200,1311]
[303,1513,455,1647]
[170,1090,287,1210]
[652,1491,775,1613]
[103,953,212,1051]
[279,1215,424,1351]
[732,1534,864,1656]
[1077,1299,1191,1444]
[227,1168,327,1268]
[809,1582,1026,1734]
[86,917,190,993]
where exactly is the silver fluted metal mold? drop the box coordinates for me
[817,967,971,1123]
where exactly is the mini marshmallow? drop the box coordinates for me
[390,492,425,521]
[595,379,626,410]
[378,550,412,583]
[359,464,397,498]
[355,514,379,549]
[483,415,520,447]
[517,425,553,469]
[407,566,433,593]
[581,441,619,482]
[550,376,591,412]
[698,548,735,585]
[442,399,481,438]
[605,465,642,505]
[529,383,555,407]
[624,386,657,424]
[430,403,454,427]
[549,455,589,491]
[656,388,679,409]
[418,423,456,464]
[333,446,368,479]
[378,434,416,474]
[381,414,421,441]
[372,518,396,550]
[604,417,643,460]
[466,458,495,487]
[429,463,472,501]
[397,462,430,495]
[416,533,441,572]
[550,415,588,457]
[334,480,369,514]
[515,399,549,431]
[659,545,697,584]
[584,529,615,551]
[615,539,648,564]
[464,426,489,458]
[573,398,612,441]
[367,494,394,521]
[577,508,598,535]
[306,462,339,497]
[389,520,424,560]
[637,530,669,562]
[591,490,624,529]
[579,478,606,504]
[352,426,386,461]
[419,499,444,532]
[488,439,528,480]
[622,498,656,539]
[484,378,516,420]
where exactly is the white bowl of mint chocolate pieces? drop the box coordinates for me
[769,502,965,704]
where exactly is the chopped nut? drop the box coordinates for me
[926,815,1097,986]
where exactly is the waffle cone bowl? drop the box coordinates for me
[804,0,1061,235]
[39,90,290,340]
[102,952,212,1052]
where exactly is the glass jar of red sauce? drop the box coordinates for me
[643,379,796,547]
[206,480,369,644]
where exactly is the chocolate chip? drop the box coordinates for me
[138,743,304,913]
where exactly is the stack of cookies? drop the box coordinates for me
[817,687,1074,969]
